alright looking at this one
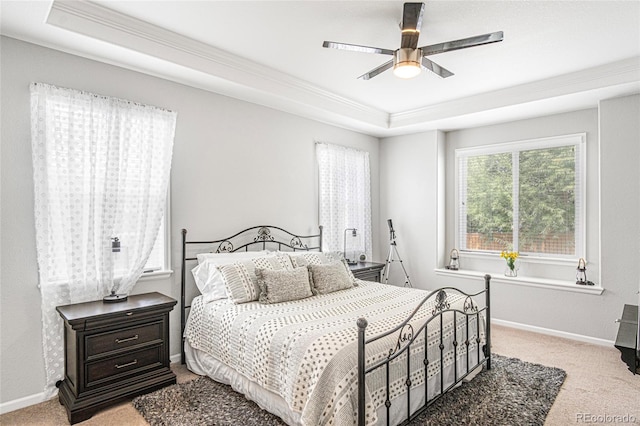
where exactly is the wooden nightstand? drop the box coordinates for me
[56,292,177,424]
[349,261,385,282]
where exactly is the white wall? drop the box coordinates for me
[380,99,640,342]
[0,36,380,407]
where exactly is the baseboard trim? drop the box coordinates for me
[493,318,615,347]
[2,354,185,415]
[170,353,181,364]
[0,391,51,415]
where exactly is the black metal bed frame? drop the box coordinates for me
[180,225,491,425]
[180,225,323,364]
[357,276,491,426]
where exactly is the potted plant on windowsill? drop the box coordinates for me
[500,250,519,277]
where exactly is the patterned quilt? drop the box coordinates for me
[185,281,484,426]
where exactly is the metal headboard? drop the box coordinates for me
[180,225,323,364]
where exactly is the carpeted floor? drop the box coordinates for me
[3,325,638,425]
[132,354,566,426]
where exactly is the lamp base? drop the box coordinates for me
[103,292,128,303]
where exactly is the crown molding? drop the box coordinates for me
[390,57,640,130]
[46,0,389,133]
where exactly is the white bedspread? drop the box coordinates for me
[185,281,484,426]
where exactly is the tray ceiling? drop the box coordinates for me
[1,1,639,136]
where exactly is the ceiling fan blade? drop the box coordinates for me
[421,57,454,78]
[323,41,394,56]
[420,31,504,56]
[357,59,394,80]
[401,2,425,49]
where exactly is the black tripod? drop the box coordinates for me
[382,219,412,287]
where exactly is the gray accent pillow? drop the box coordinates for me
[288,252,358,284]
[308,260,355,295]
[218,254,293,304]
[256,266,314,304]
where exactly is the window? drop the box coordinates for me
[456,134,585,259]
[113,195,170,277]
[142,210,168,273]
[316,142,372,260]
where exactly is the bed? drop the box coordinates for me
[181,225,491,426]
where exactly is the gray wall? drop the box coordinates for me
[0,36,380,406]
[378,130,444,289]
[599,94,640,328]
[379,97,640,342]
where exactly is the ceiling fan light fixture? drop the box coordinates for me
[323,2,503,81]
[393,48,422,79]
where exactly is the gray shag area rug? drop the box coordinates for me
[132,354,566,426]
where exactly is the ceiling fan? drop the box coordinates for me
[322,2,504,80]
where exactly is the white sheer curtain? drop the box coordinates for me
[316,142,372,260]
[30,83,176,397]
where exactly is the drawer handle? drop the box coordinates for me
[115,359,138,369]
[115,334,139,344]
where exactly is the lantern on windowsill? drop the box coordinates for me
[576,258,587,285]
[447,249,460,270]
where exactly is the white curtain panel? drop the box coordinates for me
[316,142,372,260]
[30,83,176,397]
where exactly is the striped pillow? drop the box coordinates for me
[287,251,341,267]
[218,254,293,304]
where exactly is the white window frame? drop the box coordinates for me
[139,189,172,280]
[455,133,586,262]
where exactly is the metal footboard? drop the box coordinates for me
[357,274,491,426]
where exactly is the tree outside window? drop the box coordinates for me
[457,134,584,258]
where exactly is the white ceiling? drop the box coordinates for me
[2,0,639,137]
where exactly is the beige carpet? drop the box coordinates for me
[1,324,638,425]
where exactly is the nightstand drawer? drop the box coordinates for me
[86,321,163,358]
[86,346,162,387]
[354,269,381,282]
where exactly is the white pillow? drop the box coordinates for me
[191,250,269,302]
[196,250,268,264]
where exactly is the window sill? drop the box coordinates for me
[456,250,579,266]
[37,269,174,290]
[138,269,173,281]
[434,268,604,295]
